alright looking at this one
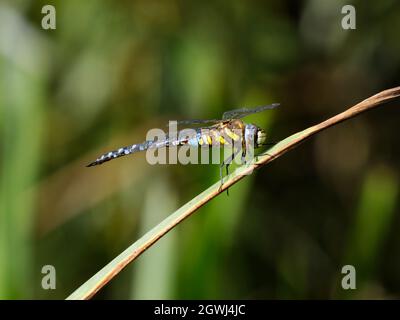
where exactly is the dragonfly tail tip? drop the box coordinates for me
[86,161,97,167]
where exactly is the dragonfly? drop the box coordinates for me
[87,103,279,189]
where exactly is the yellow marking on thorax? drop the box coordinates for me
[206,135,212,145]
[224,127,240,141]
[219,136,226,144]
[198,137,204,145]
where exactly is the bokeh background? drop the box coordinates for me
[0,0,399,299]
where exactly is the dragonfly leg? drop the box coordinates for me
[219,165,224,189]
[218,148,241,194]
[225,146,235,176]
[241,148,247,165]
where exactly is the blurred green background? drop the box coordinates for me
[0,0,399,299]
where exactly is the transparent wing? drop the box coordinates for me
[222,103,280,120]
[167,119,221,127]
[167,103,280,128]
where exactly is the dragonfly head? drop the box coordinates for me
[256,128,267,147]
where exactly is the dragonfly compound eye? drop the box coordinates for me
[256,129,267,147]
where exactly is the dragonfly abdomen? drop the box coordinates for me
[195,127,242,147]
[183,129,221,147]
[87,123,245,167]
[87,141,154,167]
